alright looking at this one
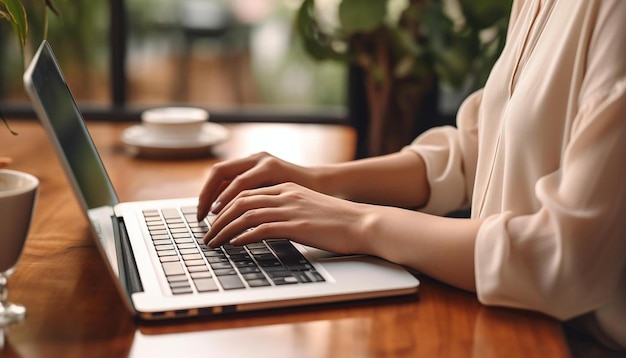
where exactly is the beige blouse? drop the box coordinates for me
[407,0,626,348]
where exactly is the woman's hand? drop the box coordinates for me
[203,182,372,255]
[197,152,324,221]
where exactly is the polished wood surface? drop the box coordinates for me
[0,120,571,357]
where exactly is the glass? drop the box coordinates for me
[0,170,39,325]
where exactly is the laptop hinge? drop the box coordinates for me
[113,216,144,295]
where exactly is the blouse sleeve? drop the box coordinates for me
[403,90,482,216]
[475,0,626,321]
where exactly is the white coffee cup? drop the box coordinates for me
[0,169,39,273]
[141,107,209,141]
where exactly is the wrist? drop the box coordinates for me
[350,203,382,256]
[310,164,342,197]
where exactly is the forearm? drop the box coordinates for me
[356,204,481,291]
[314,150,430,209]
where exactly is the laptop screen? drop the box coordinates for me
[23,41,119,211]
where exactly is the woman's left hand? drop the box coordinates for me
[204,182,372,255]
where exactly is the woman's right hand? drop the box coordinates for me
[197,152,323,221]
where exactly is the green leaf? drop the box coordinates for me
[295,0,346,61]
[1,0,28,48]
[0,9,11,20]
[339,0,387,35]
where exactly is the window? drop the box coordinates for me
[0,0,347,123]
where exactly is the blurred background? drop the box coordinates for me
[0,0,511,158]
[0,0,347,117]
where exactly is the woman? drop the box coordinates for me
[197,0,625,349]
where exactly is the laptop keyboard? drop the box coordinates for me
[142,207,325,295]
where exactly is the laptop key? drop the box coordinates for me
[202,249,225,257]
[210,262,233,270]
[305,271,325,282]
[267,240,312,269]
[171,286,193,295]
[181,206,196,214]
[184,259,206,267]
[238,267,261,274]
[159,256,179,263]
[190,271,212,279]
[242,272,265,280]
[217,275,245,290]
[252,253,276,261]
[247,279,271,287]
[167,274,188,282]
[148,223,166,230]
[213,268,237,276]
[155,244,175,251]
[177,243,196,250]
[258,260,283,268]
[157,250,177,257]
[167,223,187,229]
[162,261,185,276]
[169,228,189,234]
[246,242,267,249]
[194,278,219,292]
[187,265,209,273]
[228,253,252,262]
[170,280,191,288]
[266,270,294,279]
[182,253,203,261]
[153,238,171,245]
[233,260,258,269]
[271,276,299,285]
[293,272,311,283]
[223,245,246,255]
[161,208,181,219]
[206,256,228,264]
[179,248,198,255]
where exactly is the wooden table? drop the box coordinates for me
[0,120,572,357]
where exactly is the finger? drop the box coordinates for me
[209,165,284,215]
[215,183,290,222]
[228,221,292,246]
[197,154,265,220]
[204,187,287,245]
[207,206,290,248]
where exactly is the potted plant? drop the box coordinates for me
[295,0,511,157]
[0,0,59,135]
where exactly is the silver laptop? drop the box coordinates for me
[23,40,419,320]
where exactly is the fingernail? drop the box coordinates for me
[210,201,221,214]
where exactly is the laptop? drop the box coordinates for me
[23,40,419,320]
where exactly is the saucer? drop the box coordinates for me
[121,122,229,158]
